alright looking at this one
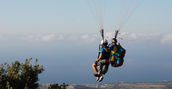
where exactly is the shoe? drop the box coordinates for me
[94,73,100,77]
[96,77,99,81]
[98,75,103,82]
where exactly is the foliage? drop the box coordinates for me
[0,58,44,89]
[48,83,68,89]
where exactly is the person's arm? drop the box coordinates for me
[96,54,102,62]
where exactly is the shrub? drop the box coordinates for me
[48,83,68,89]
[0,58,44,89]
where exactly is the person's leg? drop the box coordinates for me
[92,63,98,74]
[97,59,109,82]
[97,59,108,75]
[97,62,104,82]
[102,63,109,75]
[97,60,105,82]
[97,60,103,76]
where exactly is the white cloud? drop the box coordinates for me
[56,34,64,40]
[68,35,78,40]
[161,33,172,44]
[21,35,35,41]
[80,34,98,43]
[105,32,161,41]
[81,34,89,40]
[0,35,9,41]
[41,34,56,41]
[119,32,160,40]
[104,32,115,40]
[3,32,172,45]
[21,34,64,42]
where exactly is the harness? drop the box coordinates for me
[110,45,126,67]
[97,44,126,67]
[97,44,110,59]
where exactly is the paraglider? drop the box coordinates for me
[92,30,126,82]
[92,39,110,82]
[89,0,141,82]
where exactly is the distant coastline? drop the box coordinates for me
[39,81,172,89]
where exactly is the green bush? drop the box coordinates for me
[0,58,44,89]
[48,83,68,89]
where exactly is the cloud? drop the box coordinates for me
[2,32,172,45]
[118,32,160,41]
[57,34,65,40]
[81,34,89,40]
[161,33,172,44]
[68,35,78,40]
[0,35,8,41]
[80,34,98,43]
[21,35,35,41]
[105,32,161,41]
[41,34,57,41]
[21,34,64,42]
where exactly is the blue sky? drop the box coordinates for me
[0,0,172,84]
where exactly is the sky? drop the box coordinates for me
[0,0,172,84]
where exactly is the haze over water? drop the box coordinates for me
[0,0,172,84]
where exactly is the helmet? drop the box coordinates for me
[101,39,108,45]
[111,38,117,43]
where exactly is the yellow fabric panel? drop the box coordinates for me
[111,55,115,61]
[111,45,120,54]
[110,45,120,62]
